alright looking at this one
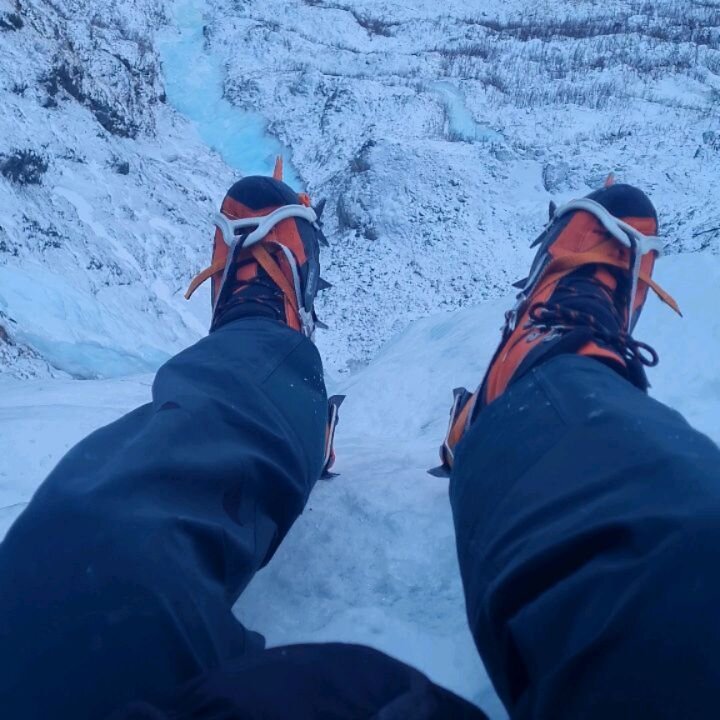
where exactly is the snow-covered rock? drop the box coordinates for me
[0,0,231,378]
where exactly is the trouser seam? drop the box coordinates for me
[260,333,312,386]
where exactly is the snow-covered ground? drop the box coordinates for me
[1,0,719,716]
[2,250,718,717]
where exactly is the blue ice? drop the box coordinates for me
[157,0,303,188]
[430,81,503,144]
[0,264,174,379]
[26,335,170,379]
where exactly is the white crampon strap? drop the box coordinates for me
[552,198,663,255]
[214,204,319,249]
[274,241,315,336]
[551,198,664,318]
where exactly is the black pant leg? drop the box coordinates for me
[112,643,489,720]
[451,354,720,719]
[0,318,327,719]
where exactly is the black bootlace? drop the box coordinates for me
[211,251,285,331]
[527,274,659,369]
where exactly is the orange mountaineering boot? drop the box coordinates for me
[185,160,343,476]
[434,181,681,476]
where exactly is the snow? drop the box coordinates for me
[1,0,718,378]
[0,0,229,378]
[206,0,720,373]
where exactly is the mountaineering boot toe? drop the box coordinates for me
[186,158,329,338]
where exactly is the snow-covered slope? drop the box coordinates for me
[1,0,718,377]
[2,250,718,717]
[207,0,720,371]
[0,0,230,378]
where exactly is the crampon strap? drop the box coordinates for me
[185,205,319,321]
[541,252,681,316]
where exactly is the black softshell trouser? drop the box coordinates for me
[0,318,719,719]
